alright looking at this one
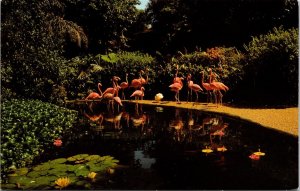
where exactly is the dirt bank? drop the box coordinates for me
[126,100,298,136]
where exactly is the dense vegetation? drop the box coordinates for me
[1,0,298,105]
[1,99,77,177]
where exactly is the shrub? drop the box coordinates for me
[242,26,298,105]
[63,51,157,100]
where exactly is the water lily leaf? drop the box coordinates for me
[89,165,107,172]
[8,175,20,184]
[74,165,89,177]
[47,169,67,177]
[50,158,67,164]
[85,155,101,161]
[27,171,41,178]
[16,167,29,175]
[35,176,51,186]
[8,176,32,185]
[75,169,90,177]
[67,154,89,162]
[66,164,76,172]
[33,163,51,171]
[1,183,16,189]
[51,164,68,171]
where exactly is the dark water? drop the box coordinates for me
[43,103,298,190]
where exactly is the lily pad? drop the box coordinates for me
[1,183,16,189]
[16,167,29,175]
[47,169,68,177]
[85,155,101,161]
[50,158,67,165]
[27,171,41,178]
[67,154,89,162]
[35,176,52,186]
[33,163,51,171]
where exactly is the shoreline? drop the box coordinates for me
[125,100,298,137]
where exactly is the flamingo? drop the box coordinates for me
[102,76,121,95]
[85,83,103,111]
[113,96,123,112]
[119,73,129,100]
[187,74,203,103]
[102,87,116,111]
[85,83,103,100]
[130,87,145,101]
[169,82,183,103]
[130,70,148,89]
[208,68,229,105]
[200,71,216,103]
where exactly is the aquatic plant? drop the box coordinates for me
[55,177,71,189]
[2,154,119,190]
[1,99,78,178]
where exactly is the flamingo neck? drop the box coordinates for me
[98,84,103,96]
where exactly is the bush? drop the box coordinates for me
[158,47,245,100]
[63,51,157,100]
[242,26,298,105]
[1,99,78,177]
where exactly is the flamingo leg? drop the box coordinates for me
[177,92,181,104]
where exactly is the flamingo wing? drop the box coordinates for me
[103,87,115,95]
[85,92,101,100]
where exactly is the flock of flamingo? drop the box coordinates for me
[85,66,229,109]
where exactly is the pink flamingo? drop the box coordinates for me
[130,70,148,89]
[85,83,103,100]
[200,71,216,103]
[102,76,121,95]
[187,74,203,103]
[208,68,229,105]
[130,87,145,101]
[169,82,183,103]
[119,73,129,100]
[102,87,116,111]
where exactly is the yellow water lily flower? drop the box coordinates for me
[88,172,97,180]
[217,146,227,152]
[253,149,265,156]
[202,146,213,153]
[55,177,71,189]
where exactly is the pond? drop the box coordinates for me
[4,103,298,190]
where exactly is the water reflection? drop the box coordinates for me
[82,103,233,149]
[77,102,297,190]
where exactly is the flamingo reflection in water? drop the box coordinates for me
[168,109,186,142]
[83,111,104,134]
[130,104,149,131]
[104,111,124,130]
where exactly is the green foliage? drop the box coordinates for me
[1,0,76,102]
[167,47,245,89]
[243,26,298,105]
[142,0,298,53]
[2,154,119,190]
[1,99,78,177]
[63,51,156,100]
[64,0,140,52]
